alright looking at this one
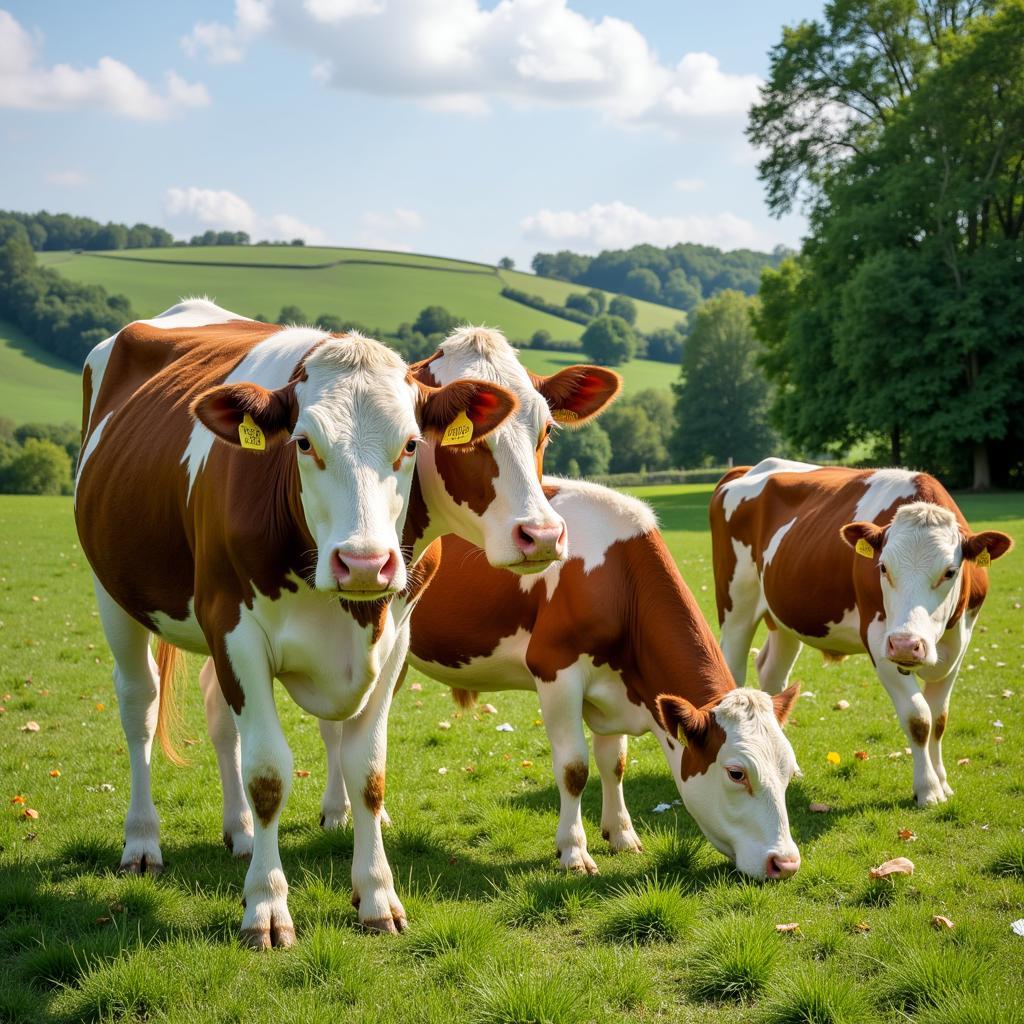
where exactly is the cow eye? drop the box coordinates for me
[879,563,888,577]
[403,437,418,457]
[726,766,746,784]
[943,567,956,580]
[543,422,554,438]
[295,436,312,453]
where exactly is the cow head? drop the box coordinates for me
[657,687,802,879]
[841,502,1013,669]
[193,333,515,598]
[411,327,620,573]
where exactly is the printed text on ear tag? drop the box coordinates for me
[976,549,991,567]
[855,538,874,559]
[440,410,473,446]
[238,413,266,451]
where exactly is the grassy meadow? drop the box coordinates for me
[1,485,1023,1023]
[0,321,82,427]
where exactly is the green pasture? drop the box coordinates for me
[0,320,81,427]
[1,486,1022,1023]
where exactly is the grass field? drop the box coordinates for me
[2,485,1022,1023]
[38,247,682,338]
[0,320,81,427]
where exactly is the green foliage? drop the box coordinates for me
[642,325,685,364]
[586,288,606,314]
[500,286,592,325]
[545,420,611,477]
[0,209,174,251]
[672,290,776,467]
[188,229,250,247]
[565,292,599,316]
[580,314,636,366]
[413,305,461,337]
[497,256,515,270]
[600,391,672,473]
[278,304,309,325]
[607,294,637,325]
[1,438,72,495]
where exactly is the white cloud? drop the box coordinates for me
[0,10,208,119]
[521,200,768,252]
[164,186,327,243]
[180,0,760,131]
[46,169,87,187]
[673,178,705,192]
[181,0,271,63]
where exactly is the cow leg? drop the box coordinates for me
[217,640,296,950]
[755,629,803,696]
[198,657,253,858]
[537,675,597,875]
[94,577,163,875]
[591,732,642,854]
[876,661,945,806]
[318,719,351,830]
[923,672,957,798]
[718,552,763,685]
[341,634,406,933]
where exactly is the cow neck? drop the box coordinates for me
[621,531,736,719]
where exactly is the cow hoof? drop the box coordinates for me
[915,787,946,807]
[319,810,348,831]
[118,853,163,876]
[239,922,296,950]
[604,829,644,854]
[360,914,407,935]
[223,830,254,859]
[942,781,954,798]
[559,849,599,875]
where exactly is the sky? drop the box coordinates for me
[0,0,825,268]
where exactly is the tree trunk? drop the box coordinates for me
[972,442,991,491]
[891,424,902,466]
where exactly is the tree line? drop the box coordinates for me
[531,241,787,311]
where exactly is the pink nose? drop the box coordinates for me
[331,550,398,590]
[886,633,926,664]
[765,852,801,879]
[512,521,566,561]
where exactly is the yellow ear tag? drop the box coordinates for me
[238,413,266,451]
[855,538,874,559]
[676,724,687,746]
[440,410,473,446]
[976,549,991,567]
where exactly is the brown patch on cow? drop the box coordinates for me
[908,716,930,746]
[249,771,283,827]
[339,598,390,643]
[614,751,626,781]
[680,715,727,780]
[410,351,444,389]
[934,712,947,740]
[563,761,589,797]
[402,471,431,551]
[363,771,385,815]
[401,537,442,605]
[432,442,500,516]
[80,362,93,445]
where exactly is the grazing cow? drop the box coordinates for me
[195,327,622,844]
[75,300,522,946]
[319,479,802,880]
[709,458,1013,807]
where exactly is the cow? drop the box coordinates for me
[75,301,530,947]
[709,458,1013,807]
[193,325,622,851]
[312,478,803,880]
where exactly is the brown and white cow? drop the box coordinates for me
[194,326,622,844]
[709,458,1013,807]
[75,300,525,947]
[317,479,803,880]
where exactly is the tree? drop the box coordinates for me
[3,438,72,495]
[607,295,637,325]
[662,268,702,311]
[530,329,552,348]
[413,306,460,337]
[498,256,515,269]
[643,327,684,364]
[580,315,637,367]
[587,289,606,314]
[671,291,776,467]
[600,400,668,473]
[278,305,308,324]
[624,267,661,301]
[565,292,599,317]
[546,421,611,477]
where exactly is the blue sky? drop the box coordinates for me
[1,0,824,267]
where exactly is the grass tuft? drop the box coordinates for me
[597,877,694,944]
[494,873,596,929]
[282,925,370,1003]
[877,943,987,1013]
[17,933,120,989]
[687,915,779,1003]
[988,838,1024,879]
[56,945,177,1023]
[470,967,590,1024]
[914,988,1024,1024]
[406,903,500,961]
[760,965,873,1024]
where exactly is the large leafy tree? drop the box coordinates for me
[748,0,1024,486]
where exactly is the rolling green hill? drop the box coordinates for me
[9,246,685,426]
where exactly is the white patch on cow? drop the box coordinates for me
[853,468,919,522]
[518,562,562,601]
[139,297,247,331]
[150,599,205,654]
[181,324,331,495]
[780,603,863,656]
[409,627,536,692]
[82,334,115,431]
[720,458,820,521]
[546,478,656,572]
[763,517,797,567]
[74,412,112,497]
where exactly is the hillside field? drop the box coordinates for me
[0,320,82,427]
[1,485,1022,1023]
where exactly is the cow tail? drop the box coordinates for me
[451,688,478,709]
[155,641,188,766]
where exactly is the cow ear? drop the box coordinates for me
[657,694,709,745]
[772,683,800,726]
[840,521,885,556]
[531,366,621,426]
[419,379,518,447]
[962,530,1014,564]
[191,382,296,448]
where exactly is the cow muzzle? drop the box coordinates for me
[511,520,567,567]
[764,851,801,879]
[331,549,399,595]
[885,632,927,669]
